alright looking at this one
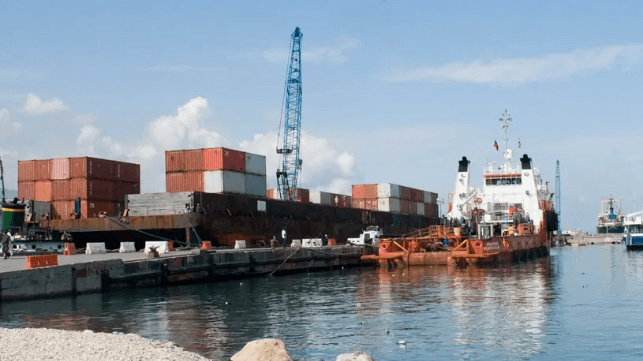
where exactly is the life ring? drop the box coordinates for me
[475,197,482,204]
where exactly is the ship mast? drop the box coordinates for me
[499,110,513,172]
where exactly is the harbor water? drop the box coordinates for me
[0,245,641,360]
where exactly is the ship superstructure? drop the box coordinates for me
[597,198,624,234]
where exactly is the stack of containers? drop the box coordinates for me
[352,183,439,216]
[165,147,267,197]
[266,188,311,202]
[18,157,140,219]
[309,191,352,207]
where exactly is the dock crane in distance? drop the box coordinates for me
[276,27,303,201]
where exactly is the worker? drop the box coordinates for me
[2,230,11,259]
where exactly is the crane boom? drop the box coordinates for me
[555,160,561,233]
[276,27,303,201]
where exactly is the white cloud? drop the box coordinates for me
[263,37,361,66]
[385,44,643,85]
[73,113,96,125]
[23,93,69,114]
[0,109,22,136]
[239,130,357,194]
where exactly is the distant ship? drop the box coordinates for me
[596,198,624,234]
[623,210,643,249]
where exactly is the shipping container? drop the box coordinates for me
[166,172,204,193]
[310,190,332,205]
[352,198,365,209]
[114,181,140,202]
[34,181,52,202]
[52,200,73,219]
[203,148,245,172]
[165,149,205,173]
[69,157,114,180]
[80,200,121,218]
[401,200,412,215]
[400,186,411,201]
[287,188,309,203]
[51,158,70,180]
[266,188,276,199]
[377,183,401,198]
[428,192,438,204]
[339,195,352,208]
[378,197,401,213]
[34,159,52,181]
[365,198,378,210]
[416,202,425,216]
[18,181,35,200]
[52,180,70,201]
[18,160,36,182]
[244,152,266,176]
[114,162,141,183]
[204,170,246,194]
[245,174,266,197]
[352,184,378,199]
[69,178,117,201]
[425,203,438,217]
[423,191,432,205]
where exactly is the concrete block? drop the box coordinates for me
[235,240,246,249]
[86,243,106,254]
[302,238,322,248]
[119,242,136,253]
[144,241,169,255]
[291,239,302,247]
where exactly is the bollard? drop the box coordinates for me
[201,241,212,250]
[63,243,76,255]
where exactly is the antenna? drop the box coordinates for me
[499,109,512,153]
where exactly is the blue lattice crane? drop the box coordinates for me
[276,27,303,201]
[555,160,561,233]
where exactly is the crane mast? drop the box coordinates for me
[555,160,561,233]
[276,27,303,201]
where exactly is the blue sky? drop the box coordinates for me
[1,1,643,232]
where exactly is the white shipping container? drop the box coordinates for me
[377,183,401,198]
[244,152,267,176]
[245,174,267,197]
[204,170,246,194]
[417,202,425,216]
[423,191,432,204]
[310,190,332,205]
[378,197,401,213]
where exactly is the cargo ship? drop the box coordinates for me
[368,110,558,267]
[2,149,440,252]
[596,197,624,234]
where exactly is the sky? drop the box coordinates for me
[1,0,643,232]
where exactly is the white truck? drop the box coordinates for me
[348,226,382,247]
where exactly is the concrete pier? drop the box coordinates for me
[0,246,366,302]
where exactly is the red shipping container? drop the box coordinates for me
[425,203,438,217]
[401,200,411,214]
[80,200,120,218]
[353,198,365,209]
[69,178,116,201]
[52,180,70,201]
[18,160,36,182]
[114,181,140,201]
[52,200,73,219]
[267,189,275,199]
[18,182,35,200]
[286,188,309,203]
[34,181,52,201]
[365,198,378,210]
[165,149,205,173]
[51,158,70,180]
[401,186,411,200]
[69,157,114,180]
[34,159,52,181]
[340,195,352,208]
[114,162,140,183]
[166,172,204,193]
[204,148,246,172]
[352,184,377,199]
[416,189,425,203]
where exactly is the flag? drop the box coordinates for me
[493,140,498,150]
[518,137,522,149]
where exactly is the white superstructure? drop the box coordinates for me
[447,110,552,236]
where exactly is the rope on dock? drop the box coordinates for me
[106,217,187,245]
[268,246,302,276]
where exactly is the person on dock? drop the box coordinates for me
[2,231,11,259]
